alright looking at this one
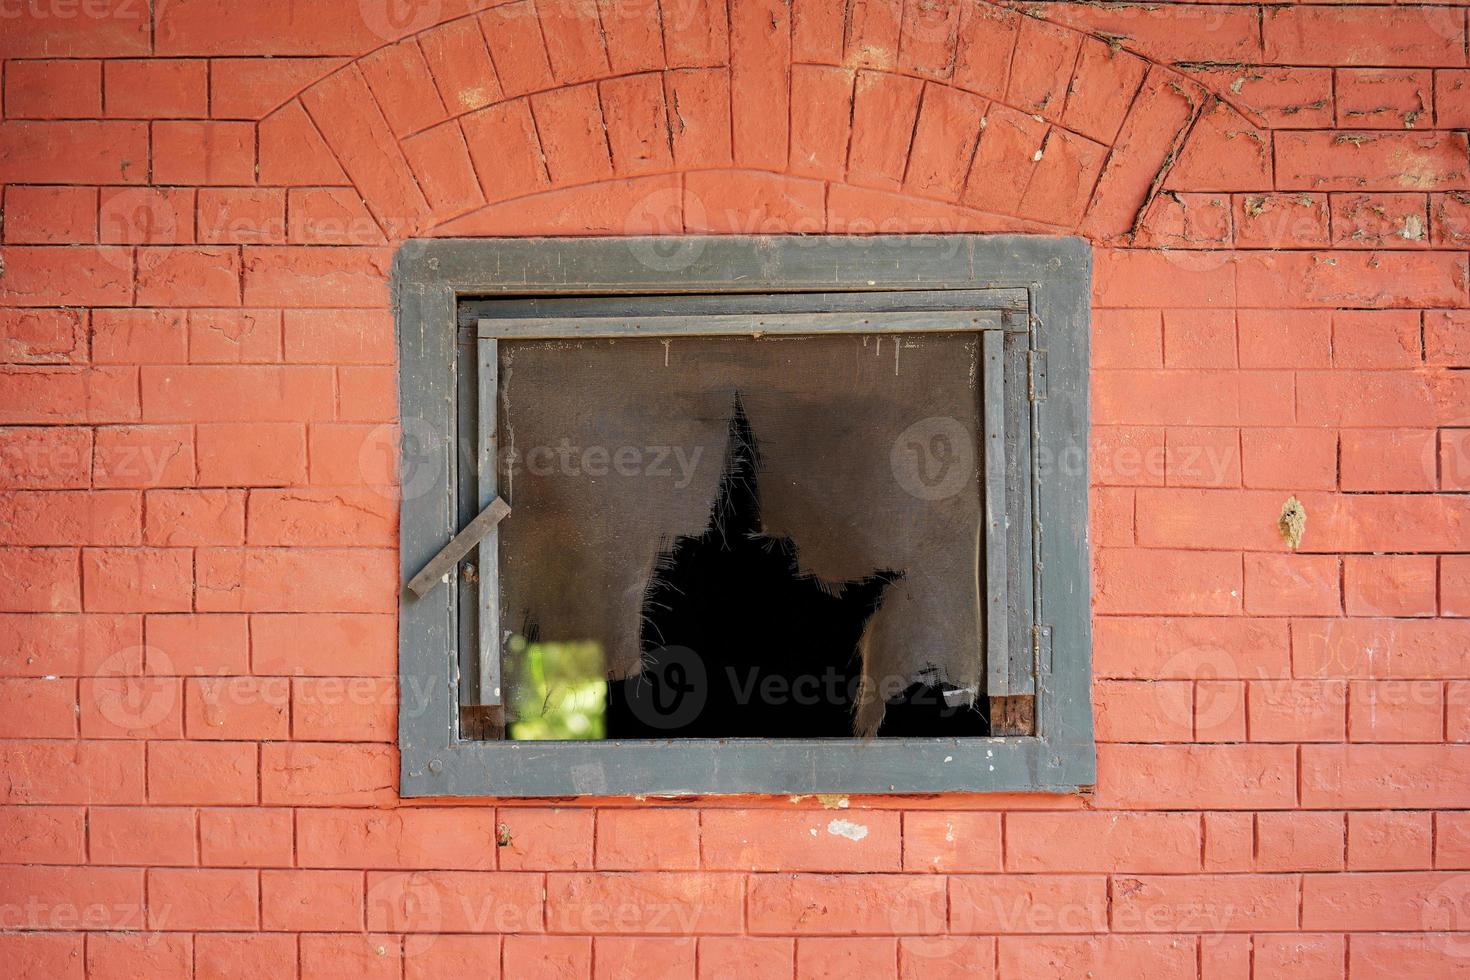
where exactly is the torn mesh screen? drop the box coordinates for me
[497,332,987,736]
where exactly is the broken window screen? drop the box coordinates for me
[474,309,1031,742]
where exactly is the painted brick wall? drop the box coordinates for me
[2,0,1470,976]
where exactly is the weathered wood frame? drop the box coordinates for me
[396,235,1092,797]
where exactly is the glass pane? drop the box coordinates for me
[496,332,992,739]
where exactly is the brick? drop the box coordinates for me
[1241,428,1336,491]
[143,365,334,423]
[258,101,349,186]
[291,676,395,741]
[286,188,386,247]
[600,74,673,178]
[1348,811,1433,872]
[596,808,701,870]
[245,246,394,308]
[664,69,733,170]
[848,71,923,191]
[89,806,196,865]
[1007,812,1200,874]
[748,873,944,934]
[152,121,256,185]
[901,811,1001,873]
[260,742,397,805]
[1113,874,1298,932]
[1305,870,1461,932]
[418,18,500,114]
[1333,309,1422,368]
[1349,680,1443,743]
[1005,16,1078,122]
[0,612,141,679]
[297,808,499,870]
[1448,557,1470,616]
[81,547,192,613]
[147,740,257,805]
[195,934,297,980]
[0,308,87,364]
[962,105,1045,217]
[368,870,543,933]
[951,874,1105,934]
[1437,810,1470,867]
[1096,743,1296,809]
[662,0,729,68]
[1245,553,1341,617]
[0,121,146,185]
[211,57,344,118]
[1294,618,1470,680]
[402,121,486,220]
[1249,678,1347,743]
[0,547,79,612]
[299,934,402,980]
[0,426,92,489]
[0,247,134,307]
[1332,193,1430,250]
[99,187,194,246]
[684,171,824,235]
[1277,130,1469,193]
[1201,811,1251,873]
[1162,310,1236,369]
[263,869,364,931]
[1234,193,1330,249]
[186,675,290,740]
[1135,191,1232,250]
[1257,811,1345,872]
[504,937,590,978]
[200,807,294,867]
[144,489,243,547]
[86,933,191,980]
[105,59,208,118]
[0,806,85,863]
[1265,7,1466,67]
[1164,429,1241,489]
[0,934,82,980]
[699,937,794,980]
[1344,555,1435,618]
[300,68,431,239]
[251,613,395,675]
[79,675,183,738]
[1166,102,1271,194]
[1063,40,1147,145]
[196,422,308,487]
[404,935,501,980]
[0,677,75,738]
[198,188,288,245]
[359,37,447,138]
[1093,310,1162,369]
[480,1,555,95]
[1093,679,1193,743]
[189,310,283,364]
[1255,934,1345,979]
[531,84,613,186]
[0,867,143,930]
[997,934,1195,980]
[147,867,258,930]
[1303,744,1470,808]
[0,740,143,805]
[796,938,894,979]
[136,246,243,307]
[904,84,985,202]
[1340,429,1436,491]
[952,3,1017,100]
[729,0,789,170]
[701,808,899,872]
[496,807,595,871]
[1095,548,1242,616]
[3,186,97,244]
[4,60,101,117]
[92,310,188,365]
[1082,70,1198,238]
[0,490,139,548]
[146,613,248,674]
[896,0,960,80]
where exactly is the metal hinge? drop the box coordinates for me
[1033,623,1053,674]
[1028,349,1048,401]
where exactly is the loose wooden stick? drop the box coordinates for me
[406,497,511,598]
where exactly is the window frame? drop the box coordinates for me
[396,235,1093,797]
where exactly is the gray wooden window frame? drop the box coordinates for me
[395,235,1093,797]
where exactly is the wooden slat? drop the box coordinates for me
[477,338,502,706]
[983,329,1009,698]
[480,309,1004,339]
[405,496,511,600]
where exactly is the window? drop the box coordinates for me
[396,236,1092,796]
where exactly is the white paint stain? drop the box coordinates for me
[827,819,869,842]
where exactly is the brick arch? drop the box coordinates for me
[252,0,1272,244]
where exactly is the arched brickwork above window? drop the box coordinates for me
[249,0,1277,243]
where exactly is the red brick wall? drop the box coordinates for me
[3,0,1470,976]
